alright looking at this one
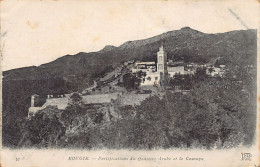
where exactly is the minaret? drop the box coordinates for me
[31,94,39,107]
[31,95,35,107]
[157,45,167,74]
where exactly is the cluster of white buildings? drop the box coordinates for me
[131,45,185,86]
[28,46,227,118]
[206,65,226,77]
[131,46,167,86]
[131,45,226,86]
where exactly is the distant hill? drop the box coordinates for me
[3,27,257,81]
[2,27,257,148]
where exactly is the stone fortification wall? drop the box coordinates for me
[43,97,69,110]
[81,93,122,104]
[28,106,45,118]
[28,97,69,118]
[120,93,151,106]
[28,92,130,118]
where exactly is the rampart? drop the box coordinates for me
[120,93,151,106]
[28,96,69,118]
[81,93,121,104]
[28,93,122,118]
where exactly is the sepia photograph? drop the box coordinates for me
[0,0,259,167]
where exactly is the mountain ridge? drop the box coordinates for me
[3,27,257,81]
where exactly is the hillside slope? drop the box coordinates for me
[2,27,257,148]
[3,27,257,81]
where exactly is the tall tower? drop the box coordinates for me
[157,45,167,74]
[31,94,39,107]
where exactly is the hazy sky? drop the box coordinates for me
[1,0,259,71]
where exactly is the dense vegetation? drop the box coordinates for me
[122,73,141,91]
[11,66,256,149]
[2,28,257,149]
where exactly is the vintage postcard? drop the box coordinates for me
[0,0,259,167]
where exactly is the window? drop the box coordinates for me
[159,56,162,61]
[158,64,163,70]
[155,77,158,80]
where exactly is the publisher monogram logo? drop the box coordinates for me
[241,153,252,161]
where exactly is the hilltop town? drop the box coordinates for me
[3,28,256,149]
[28,45,226,118]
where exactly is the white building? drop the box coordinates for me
[131,45,226,86]
[206,67,225,77]
[131,46,168,86]
[168,66,185,77]
[132,45,186,86]
[131,62,156,73]
[140,71,160,86]
[219,65,226,69]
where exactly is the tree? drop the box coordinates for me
[22,109,66,148]
[169,74,194,90]
[122,73,141,91]
[194,67,208,81]
[208,67,214,74]
[70,92,82,105]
